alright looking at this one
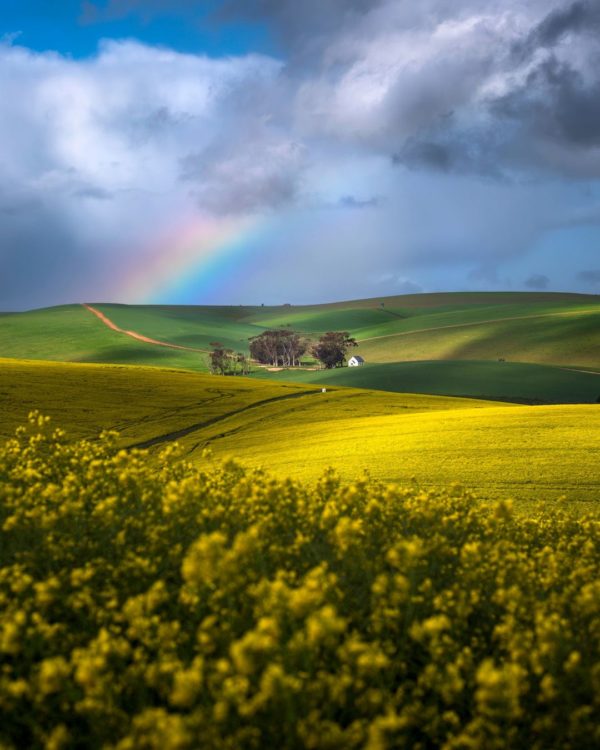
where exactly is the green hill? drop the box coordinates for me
[0,305,208,370]
[353,302,600,367]
[250,360,600,404]
[1,292,598,402]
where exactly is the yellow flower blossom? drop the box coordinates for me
[0,417,597,749]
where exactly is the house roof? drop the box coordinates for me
[350,355,365,362]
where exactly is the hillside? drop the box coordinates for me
[1,358,598,503]
[1,292,598,403]
[250,360,600,404]
[0,358,494,445]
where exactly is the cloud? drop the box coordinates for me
[525,273,550,290]
[272,0,600,179]
[489,56,600,164]
[77,2,600,179]
[180,138,306,214]
[3,3,600,309]
[337,194,382,209]
[517,0,600,55]
[575,269,600,286]
[0,38,298,306]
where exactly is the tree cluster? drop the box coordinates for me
[210,329,358,375]
[311,331,357,369]
[208,343,249,376]
[248,329,308,367]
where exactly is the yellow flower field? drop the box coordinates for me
[2,359,598,505]
[1,414,598,749]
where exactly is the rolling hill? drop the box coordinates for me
[1,358,598,504]
[249,360,600,404]
[1,292,598,402]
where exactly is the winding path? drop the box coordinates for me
[82,304,210,353]
[81,302,600,376]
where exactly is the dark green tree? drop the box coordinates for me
[249,329,308,367]
[311,331,358,369]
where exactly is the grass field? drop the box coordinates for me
[0,305,208,370]
[2,358,598,503]
[354,303,600,367]
[2,292,599,366]
[90,295,600,369]
[250,360,600,403]
[1,291,598,405]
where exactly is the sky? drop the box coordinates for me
[1,0,600,310]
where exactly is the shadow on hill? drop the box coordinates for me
[420,312,600,368]
[378,308,408,319]
[70,346,197,365]
[291,360,600,404]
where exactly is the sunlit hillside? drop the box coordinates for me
[2,359,598,503]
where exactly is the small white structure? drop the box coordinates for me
[348,355,365,367]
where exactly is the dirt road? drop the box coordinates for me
[82,304,209,353]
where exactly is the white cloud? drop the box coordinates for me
[0,38,302,307]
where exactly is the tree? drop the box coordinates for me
[209,342,235,375]
[311,331,358,369]
[209,344,251,376]
[249,329,308,367]
[236,352,250,376]
[311,331,358,370]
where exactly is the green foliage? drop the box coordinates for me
[0,415,599,749]
[248,329,308,367]
[312,331,358,369]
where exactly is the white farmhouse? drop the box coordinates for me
[348,355,365,367]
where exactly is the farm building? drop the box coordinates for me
[348,355,365,367]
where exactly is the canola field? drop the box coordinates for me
[0,415,598,749]
[197,402,600,504]
[1,359,598,504]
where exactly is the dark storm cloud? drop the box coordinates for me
[525,274,550,290]
[377,2,600,178]
[517,0,600,56]
[491,57,600,150]
[575,269,600,286]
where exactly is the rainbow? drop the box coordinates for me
[111,181,370,305]
[112,211,263,305]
